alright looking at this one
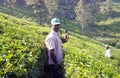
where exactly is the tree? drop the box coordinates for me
[36,0,45,24]
[85,0,99,25]
[75,0,88,34]
[44,0,59,19]
[0,0,4,3]
[4,0,16,15]
[106,0,112,18]
[26,0,45,25]
[15,0,26,7]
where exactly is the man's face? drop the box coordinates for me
[51,24,60,32]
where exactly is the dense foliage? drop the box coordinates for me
[84,2,120,48]
[63,33,120,78]
[0,12,120,78]
[0,12,48,77]
[0,1,120,78]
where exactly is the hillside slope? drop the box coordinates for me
[0,12,120,78]
[0,12,47,77]
[84,2,120,48]
[0,4,37,22]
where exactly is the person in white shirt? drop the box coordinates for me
[105,45,111,58]
[45,18,69,78]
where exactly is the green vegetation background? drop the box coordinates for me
[0,1,120,78]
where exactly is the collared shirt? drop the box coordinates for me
[45,30,63,65]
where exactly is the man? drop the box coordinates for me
[45,18,69,78]
[105,45,111,58]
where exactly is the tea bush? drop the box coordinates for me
[0,12,120,78]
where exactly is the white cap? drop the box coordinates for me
[51,18,60,25]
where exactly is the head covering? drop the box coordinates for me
[51,18,60,25]
[105,45,110,49]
